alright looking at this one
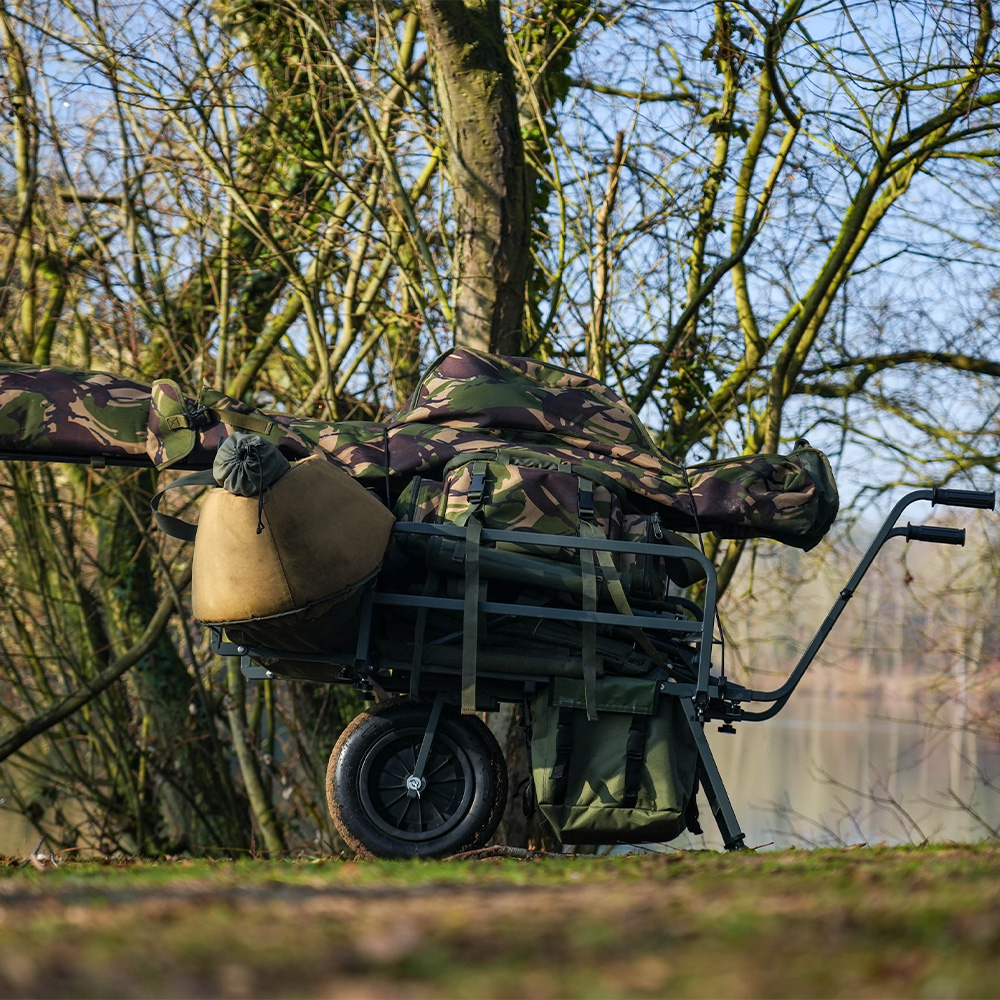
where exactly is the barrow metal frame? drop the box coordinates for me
[213,486,994,852]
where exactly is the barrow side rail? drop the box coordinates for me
[214,522,722,696]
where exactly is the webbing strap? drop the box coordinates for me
[579,532,599,723]
[149,469,218,541]
[218,409,278,438]
[578,478,595,521]
[583,521,672,673]
[194,389,282,441]
[409,570,441,699]
[549,706,576,806]
[461,515,482,714]
[622,714,649,809]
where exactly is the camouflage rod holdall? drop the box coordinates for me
[1,350,838,552]
[530,674,701,845]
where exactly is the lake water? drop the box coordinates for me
[672,680,1000,851]
[3,681,998,857]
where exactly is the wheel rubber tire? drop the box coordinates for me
[327,700,508,859]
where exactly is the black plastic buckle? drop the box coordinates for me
[468,462,488,505]
[185,403,215,429]
[626,729,645,759]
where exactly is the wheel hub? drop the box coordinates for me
[356,727,475,841]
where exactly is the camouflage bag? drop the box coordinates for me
[682,441,839,550]
[432,449,620,558]
[392,447,708,717]
[385,349,839,551]
[617,513,706,602]
[392,448,618,714]
[530,674,701,845]
[394,448,705,596]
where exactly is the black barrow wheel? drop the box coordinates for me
[327,700,508,859]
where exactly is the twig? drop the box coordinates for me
[20,837,59,871]
[444,846,563,861]
[0,566,191,764]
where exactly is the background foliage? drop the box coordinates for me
[3,0,1000,855]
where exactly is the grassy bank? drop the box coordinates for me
[2,846,999,998]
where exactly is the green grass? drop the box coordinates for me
[2,846,999,998]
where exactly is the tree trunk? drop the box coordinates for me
[417,0,529,355]
[486,704,561,851]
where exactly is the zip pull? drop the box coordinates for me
[651,512,663,540]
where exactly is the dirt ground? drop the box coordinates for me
[1,845,999,998]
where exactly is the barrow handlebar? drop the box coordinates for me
[904,524,965,546]
[932,487,996,509]
[735,485,994,720]
[901,524,965,545]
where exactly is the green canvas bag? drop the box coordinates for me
[530,675,701,845]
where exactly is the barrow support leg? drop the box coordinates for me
[407,693,446,797]
[682,699,747,850]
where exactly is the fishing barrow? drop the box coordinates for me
[206,485,995,858]
[1,348,994,858]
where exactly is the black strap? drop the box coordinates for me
[685,773,703,835]
[461,514,482,714]
[549,706,576,806]
[621,713,649,809]
[150,469,218,541]
[409,570,441,698]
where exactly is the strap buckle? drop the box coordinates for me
[468,461,488,506]
[626,728,646,759]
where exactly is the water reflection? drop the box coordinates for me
[674,680,1000,851]
[3,680,998,857]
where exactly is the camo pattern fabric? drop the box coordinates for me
[394,452,622,564]
[388,350,838,550]
[0,350,839,549]
[0,362,150,460]
[282,418,387,485]
[386,422,685,504]
[393,476,443,524]
[0,362,388,483]
[438,454,623,561]
[391,348,683,483]
[148,380,197,468]
[684,444,840,550]
[149,383,388,482]
[394,448,706,590]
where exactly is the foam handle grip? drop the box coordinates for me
[906,524,965,546]
[932,488,995,510]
